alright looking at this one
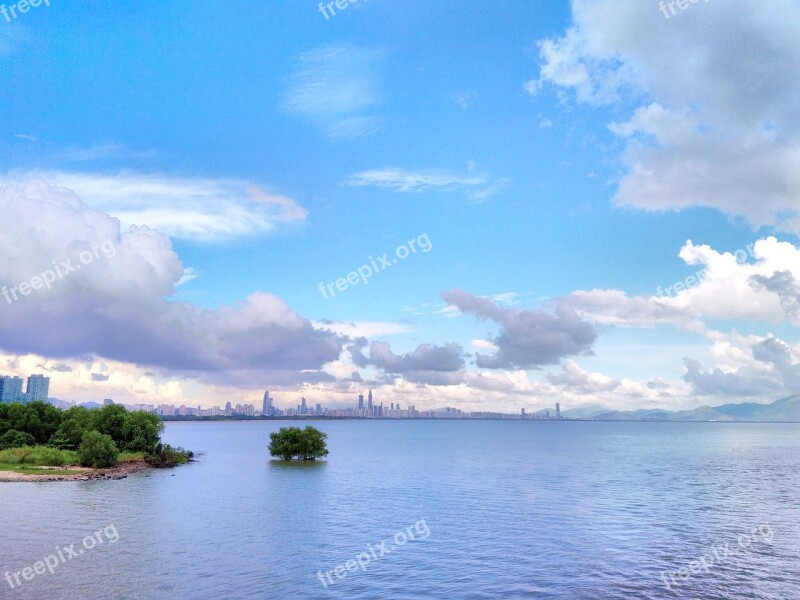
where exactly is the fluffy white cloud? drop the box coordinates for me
[683,330,800,397]
[531,0,800,232]
[562,237,800,330]
[0,181,342,387]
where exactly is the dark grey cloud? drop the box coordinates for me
[441,289,597,369]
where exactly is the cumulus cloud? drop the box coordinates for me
[441,289,597,369]
[682,331,800,397]
[547,359,619,394]
[530,0,800,233]
[0,171,308,243]
[348,340,466,386]
[562,237,800,330]
[283,44,385,140]
[0,181,343,386]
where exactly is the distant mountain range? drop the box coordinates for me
[589,395,800,422]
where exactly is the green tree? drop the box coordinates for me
[48,406,93,450]
[268,426,329,461]
[121,411,164,453]
[77,431,119,468]
[91,404,128,445]
[0,429,36,450]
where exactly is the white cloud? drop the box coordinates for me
[347,167,507,201]
[561,237,800,330]
[0,171,308,242]
[531,0,800,233]
[283,44,386,140]
[0,181,342,387]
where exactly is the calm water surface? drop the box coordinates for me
[3,421,800,599]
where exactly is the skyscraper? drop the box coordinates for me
[367,389,373,410]
[358,394,364,410]
[26,374,50,402]
[0,376,23,403]
[556,403,561,419]
[262,391,272,416]
[301,397,307,415]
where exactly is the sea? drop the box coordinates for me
[3,420,800,599]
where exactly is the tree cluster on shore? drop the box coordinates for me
[0,402,193,469]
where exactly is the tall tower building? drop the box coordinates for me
[556,403,561,419]
[367,389,373,410]
[262,391,272,416]
[25,375,49,402]
[301,397,307,415]
[0,376,23,403]
[358,394,364,410]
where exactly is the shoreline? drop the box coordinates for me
[0,459,149,483]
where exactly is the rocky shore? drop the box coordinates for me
[0,459,149,482]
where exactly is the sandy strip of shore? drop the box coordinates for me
[0,460,149,482]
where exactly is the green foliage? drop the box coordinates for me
[268,426,329,461]
[91,404,128,443]
[0,402,193,470]
[48,407,93,450]
[121,411,164,453]
[0,401,61,444]
[0,429,36,450]
[77,431,119,468]
[145,444,194,468]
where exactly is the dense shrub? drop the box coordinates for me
[145,444,194,468]
[77,431,119,468]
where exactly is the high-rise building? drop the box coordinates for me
[556,403,561,419]
[316,403,322,415]
[0,376,24,403]
[301,397,307,415]
[25,374,50,402]
[358,394,364,410]
[262,391,272,416]
[367,389,373,410]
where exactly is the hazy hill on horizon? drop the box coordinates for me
[591,395,800,422]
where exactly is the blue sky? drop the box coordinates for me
[2,0,800,412]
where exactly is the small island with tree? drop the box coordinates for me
[269,426,329,461]
[0,402,194,482]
